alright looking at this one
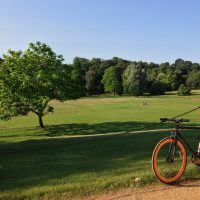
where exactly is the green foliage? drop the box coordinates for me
[101,66,123,95]
[0,42,80,128]
[156,72,166,81]
[86,58,104,95]
[2,41,200,107]
[72,57,90,96]
[186,71,200,88]
[85,69,98,95]
[177,84,191,96]
[0,58,3,65]
[66,57,200,97]
[86,73,103,95]
[149,81,166,95]
[122,63,146,96]
[73,57,131,95]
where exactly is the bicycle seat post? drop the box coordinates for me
[175,121,180,133]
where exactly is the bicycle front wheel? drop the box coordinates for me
[152,137,187,184]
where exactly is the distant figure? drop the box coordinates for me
[142,102,148,106]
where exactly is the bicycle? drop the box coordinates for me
[152,117,200,184]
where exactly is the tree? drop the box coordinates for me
[72,57,90,96]
[170,59,192,89]
[85,69,99,95]
[101,66,123,95]
[87,58,104,95]
[0,58,3,65]
[149,81,166,95]
[0,42,80,128]
[157,73,166,81]
[186,71,200,88]
[164,70,176,90]
[122,63,146,96]
[177,84,191,96]
[191,63,200,71]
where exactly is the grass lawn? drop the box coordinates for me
[1,90,200,130]
[1,91,200,199]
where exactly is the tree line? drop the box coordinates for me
[73,57,200,96]
[0,42,200,127]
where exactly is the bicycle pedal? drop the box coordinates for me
[194,159,200,166]
[192,153,200,166]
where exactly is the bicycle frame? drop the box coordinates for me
[170,123,198,158]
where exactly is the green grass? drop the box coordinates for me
[1,90,200,130]
[1,90,200,199]
[1,130,200,200]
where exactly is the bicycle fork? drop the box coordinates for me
[167,131,178,163]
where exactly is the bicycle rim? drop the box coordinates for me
[152,137,187,184]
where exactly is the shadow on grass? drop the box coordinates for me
[0,126,199,199]
[1,121,195,139]
[44,121,174,137]
[0,130,166,191]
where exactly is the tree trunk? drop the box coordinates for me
[38,115,44,128]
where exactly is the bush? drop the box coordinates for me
[177,84,191,96]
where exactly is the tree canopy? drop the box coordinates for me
[0,42,80,128]
[101,66,123,95]
[186,71,200,88]
[122,63,146,96]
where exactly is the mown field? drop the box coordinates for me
[1,91,200,199]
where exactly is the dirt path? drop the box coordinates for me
[86,180,200,200]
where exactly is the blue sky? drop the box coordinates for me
[0,0,200,64]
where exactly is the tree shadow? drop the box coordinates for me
[0,128,170,193]
[44,121,173,137]
[0,123,199,199]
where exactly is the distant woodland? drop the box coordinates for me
[1,55,200,97]
[70,57,200,96]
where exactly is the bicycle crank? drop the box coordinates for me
[191,153,200,166]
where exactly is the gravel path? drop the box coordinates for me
[86,180,200,200]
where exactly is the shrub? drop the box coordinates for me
[177,84,191,96]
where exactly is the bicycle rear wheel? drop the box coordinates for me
[152,137,187,184]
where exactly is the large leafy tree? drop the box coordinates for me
[122,63,146,96]
[0,42,80,128]
[101,66,123,95]
[72,57,90,96]
[85,69,99,95]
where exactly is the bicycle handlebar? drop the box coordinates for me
[160,118,190,123]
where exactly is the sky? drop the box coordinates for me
[0,0,200,64]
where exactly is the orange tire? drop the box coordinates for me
[152,137,187,184]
